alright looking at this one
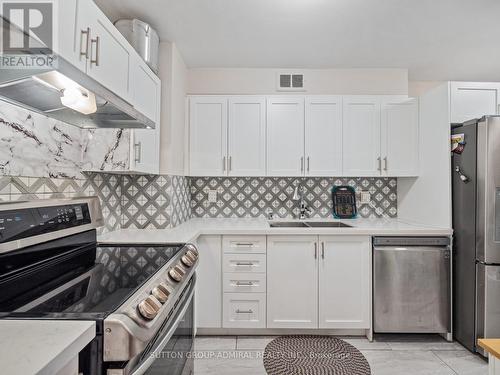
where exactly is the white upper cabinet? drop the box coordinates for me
[129,128,160,174]
[187,95,419,177]
[228,97,266,176]
[189,97,228,176]
[76,0,131,101]
[267,97,305,176]
[381,97,419,176]
[129,54,161,124]
[450,82,500,124]
[126,55,162,174]
[342,96,382,176]
[267,236,318,329]
[305,96,343,176]
[319,236,371,329]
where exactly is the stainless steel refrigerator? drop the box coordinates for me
[452,115,500,356]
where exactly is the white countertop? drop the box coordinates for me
[98,217,453,244]
[0,320,95,375]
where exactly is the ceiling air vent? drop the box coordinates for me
[277,73,305,91]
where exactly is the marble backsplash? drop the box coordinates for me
[0,101,130,178]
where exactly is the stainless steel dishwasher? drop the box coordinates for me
[373,237,451,334]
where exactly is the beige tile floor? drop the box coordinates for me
[193,335,488,375]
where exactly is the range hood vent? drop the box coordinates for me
[0,18,154,129]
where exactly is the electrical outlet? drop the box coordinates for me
[360,191,371,204]
[208,190,218,203]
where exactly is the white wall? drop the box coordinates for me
[398,83,452,228]
[188,68,408,95]
[408,81,445,97]
[159,42,188,175]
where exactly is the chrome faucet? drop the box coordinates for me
[292,184,312,220]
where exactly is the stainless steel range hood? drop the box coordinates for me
[0,18,155,129]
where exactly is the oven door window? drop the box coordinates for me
[145,296,194,375]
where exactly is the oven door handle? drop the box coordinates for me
[129,281,195,375]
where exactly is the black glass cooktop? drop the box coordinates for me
[0,242,183,320]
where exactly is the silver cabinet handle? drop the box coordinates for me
[235,242,254,247]
[314,242,318,259]
[307,157,310,173]
[384,157,388,171]
[90,36,100,66]
[235,281,254,286]
[236,309,253,314]
[80,28,90,59]
[222,156,226,172]
[300,157,304,173]
[229,156,232,171]
[235,262,255,266]
[134,142,142,163]
[377,157,382,171]
[321,242,325,259]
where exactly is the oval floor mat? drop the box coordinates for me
[263,335,371,375]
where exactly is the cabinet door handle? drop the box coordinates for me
[235,242,254,247]
[134,142,142,163]
[229,156,232,171]
[235,262,255,266]
[314,242,318,259]
[80,28,90,59]
[307,157,310,173]
[321,242,325,259]
[377,157,382,171]
[90,36,100,66]
[222,156,226,172]
[300,157,304,173]
[384,157,388,171]
[236,309,253,314]
[235,281,254,286]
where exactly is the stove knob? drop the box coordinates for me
[181,254,194,268]
[185,244,199,256]
[151,283,170,304]
[168,266,184,282]
[186,250,198,261]
[137,296,162,320]
[184,252,196,263]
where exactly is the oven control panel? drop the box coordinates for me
[0,203,92,244]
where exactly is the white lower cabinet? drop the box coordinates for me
[199,234,371,332]
[223,273,266,293]
[222,236,267,329]
[267,235,371,330]
[223,293,266,328]
[223,253,266,274]
[267,236,318,329]
[318,236,371,329]
[195,235,222,329]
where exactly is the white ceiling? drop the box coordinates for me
[95,0,500,81]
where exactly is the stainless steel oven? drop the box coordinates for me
[0,197,199,375]
[109,276,196,375]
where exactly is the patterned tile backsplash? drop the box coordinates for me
[0,173,192,232]
[190,177,397,219]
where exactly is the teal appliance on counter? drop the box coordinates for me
[332,186,357,219]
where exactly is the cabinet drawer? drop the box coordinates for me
[223,236,266,254]
[223,273,266,293]
[223,293,266,328]
[223,253,266,273]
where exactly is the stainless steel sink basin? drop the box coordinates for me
[268,221,353,228]
[269,222,310,228]
[305,222,353,228]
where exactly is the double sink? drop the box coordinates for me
[269,221,353,228]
